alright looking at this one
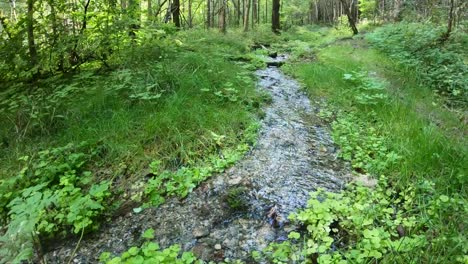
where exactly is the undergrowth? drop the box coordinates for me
[367,22,467,105]
[0,28,276,263]
[274,27,467,263]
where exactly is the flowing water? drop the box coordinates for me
[47,55,351,263]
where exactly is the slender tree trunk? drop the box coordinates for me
[339,0,358,35]
[243,0,250,31]
[440,0,455,43]
[257,0,260,24]
[148,0,153,20]
[46,0,62,71]
[206,0,211,27]
[164,0,172,22]
[211,0,216,28]
[252,0,257,27]
[393,0,401,21]
[272,0,280,33]
[9,0,18,21]
[219,0,227,33]
[172,0,180,27]
[188,0,192,27]
[26,0,38,68]
[237,0,241,25]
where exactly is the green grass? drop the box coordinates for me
[0,29,270,177]
[286,40,466,191]
[0,27,282,262]
[282,30,467,262]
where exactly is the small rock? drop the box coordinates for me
[353,174,378,188]
[214,244,222,250]
[266,61,284,67]
[222,239,236,248]
[397,225,405,237]
[228,176,242,185]
[193,227,210,238]
[192,243,212,259]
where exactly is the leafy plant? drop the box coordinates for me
[99,229,201,264]
[262,181,428,264]
[331,112,400,174]
[343,71,388,105]
[0,142,111,263]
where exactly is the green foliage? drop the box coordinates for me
[143,122,259,207]
[342,71,388,105]
[359,0,377,20]
[284,27,467,262]
[291,183,427,263]
[332,113,400,173]
[99,229,201,264]
[262,181,429,263]
[0,28,268,263]
[367,22,468,104]
[0,142,111,263]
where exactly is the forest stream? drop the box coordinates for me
[46,55,352,263]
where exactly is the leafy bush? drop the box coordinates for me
[367,22,467,104]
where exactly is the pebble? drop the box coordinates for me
[193,227,210,238]
[214,244,222,250]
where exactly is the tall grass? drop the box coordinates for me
[284,32,466,262]
[0,29,271,179]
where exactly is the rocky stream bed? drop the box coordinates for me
[46,55,351,263]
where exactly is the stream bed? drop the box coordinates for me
[47,56,351,263]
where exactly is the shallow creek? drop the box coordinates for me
[47,55,351,263]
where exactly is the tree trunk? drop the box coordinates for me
[10,0,18,21]
[148,0,153,20]
[172,0,180,27]
[236,0,241,25]
[257,0,260,24]
[243,0,250,31]
[393,0,402,21]
[26,0,38,68]
[440,0,455,42]
[188,0,192,27]
[219,0,227,33]
[271,0,280,33]
[252,0,257,27]
[206,0,211,27]
[211,0,215,28]
[339,0,358,35]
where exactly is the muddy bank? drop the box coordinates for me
[46,56,350,263]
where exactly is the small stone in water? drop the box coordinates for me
[193,227,210,238]
[214,244,222,250]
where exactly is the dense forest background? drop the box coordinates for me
[0,0,466,263]
[0,0,466,80]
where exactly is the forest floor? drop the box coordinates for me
[1,25,466,263]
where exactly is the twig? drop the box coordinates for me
[67,227,85,264]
